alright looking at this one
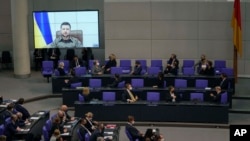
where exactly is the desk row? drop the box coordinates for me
[62,88,232,107]
[52,74,235,93]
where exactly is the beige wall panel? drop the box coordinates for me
[105,40,151,59]
[152,21,198,39]
[105,21,151,39]
[104,2,150,20]
[151,2,198,20]
[151,40,198,60]
[199,21,232,40]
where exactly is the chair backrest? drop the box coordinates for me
[190,93,204,102]
[221,92,228,104]
[111,67,123,75]
[147,92,160,102]
[85,132,90,141]
[117,81,125,88]
[77,128,84,141]
[221,68,234,76]
[151,60,163,70]
[214,60,226,73]
[120,60,131,74]
[42,126,49,141]
[89,79,102,88]
[183,67,195,75]
[174,79,187,88]
[50,113,57,121]
[102,92,116,101]
[183,60,195,67]
[214,60,226,68]
[131,79,144,88]
[0,124,4,135]
[70,82,82,89]
[54,69,60,76]
[195,79,208,89]
[75,67,87,76]
[120,60,131,67]
[58,60,70,72]
[5,117,11,125]
[147,67,161,75]
[45,119,52,132]
[78,93,85,102]
[42,61,54,71]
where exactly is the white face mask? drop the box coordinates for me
[131,121,135,124]
[96,63,100,66]
[129,87,133,90]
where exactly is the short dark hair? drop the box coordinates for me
[17,98,24,104]
[128,115,134,122]
[135,61,141,65]
[60,22,71,28]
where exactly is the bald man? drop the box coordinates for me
[60,105,75,121]
[209,86,223,103]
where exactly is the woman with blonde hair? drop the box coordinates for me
[50,129,63,141]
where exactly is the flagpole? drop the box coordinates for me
[233,47,238,83]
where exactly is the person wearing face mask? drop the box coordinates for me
[91,60,103,75]
[125,115,144,141]
[102,54,117,74]
[130,61,142,75]
[85,112,98,133]
[164,54,179,75]
[166,85,180,102]
[122,83,138,103]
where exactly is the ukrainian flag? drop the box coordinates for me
[34,12,53,48]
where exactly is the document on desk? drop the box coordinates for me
[63,125,71,128]
[104,132,114,135]
[20,129,30,132]
[61,132,70,136]
[104,136,113,140]
[37,112,45,115]
[30,116,40,120]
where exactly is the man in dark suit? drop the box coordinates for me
[209,86,224,103]
[48,48,61,69]
[125,115,144,141]
[122,83,138,103]
[89,123,104,141]
[79,118,92,140]
[164,54,179,75]
[130,61,142,75]
[4,114,21,141]
[219,73,229,90]
[3,103,17,120]
[60,105,75,121]
[70,55,84,69]
[15,98,30,120]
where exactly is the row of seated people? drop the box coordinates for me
[44,53,232,78]
[78,83,228,104]
[65,72,230,91]
[0,98,32,141]
[45,106,107,141]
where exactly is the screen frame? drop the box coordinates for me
[32,10,101,49]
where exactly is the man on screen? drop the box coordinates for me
[49,22,82,48]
